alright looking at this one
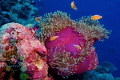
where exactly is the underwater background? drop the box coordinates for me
[36,0,120,77]
[0,0,120,80]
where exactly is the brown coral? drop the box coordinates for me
[2,46,18,61]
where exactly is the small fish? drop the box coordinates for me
[71,1,77,10]
[34,16,42,21]
[50,36,59,41]
[91,15,102,20]
[74,44,81,50]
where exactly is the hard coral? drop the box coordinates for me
[96,61,117,73]
[0,0,39,26]
[0,23,53,80]
[0,62,6,78]
[80,62,117,80]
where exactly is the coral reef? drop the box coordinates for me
[115,77,120,80]
[37,11,110,76]
[0,23,53,80]
[82,71,115,80]
[47,62,119,80]
[0,0,39,26]
[96,61,117,73]
[0,10,117,80]
[78,62,118,80]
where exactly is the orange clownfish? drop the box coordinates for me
[91,15,102,20]
[50,36,59,41]
[34,16,42,21]
[74,44,81,50]
[71,1,77,10]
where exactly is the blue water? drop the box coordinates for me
[35,0,120,77]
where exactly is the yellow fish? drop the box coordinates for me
[71,1,77,10]
[91,15,102,20]
[74,44,81,50]
[50,36,59,41]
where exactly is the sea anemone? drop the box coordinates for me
[37,11,110,76]
[38,11,110,41]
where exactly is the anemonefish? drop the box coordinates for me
[74,44,81,50]
[34,16,42,21]
[50,36,59,41]
[91,15,102,20]
[71,1,77,10]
